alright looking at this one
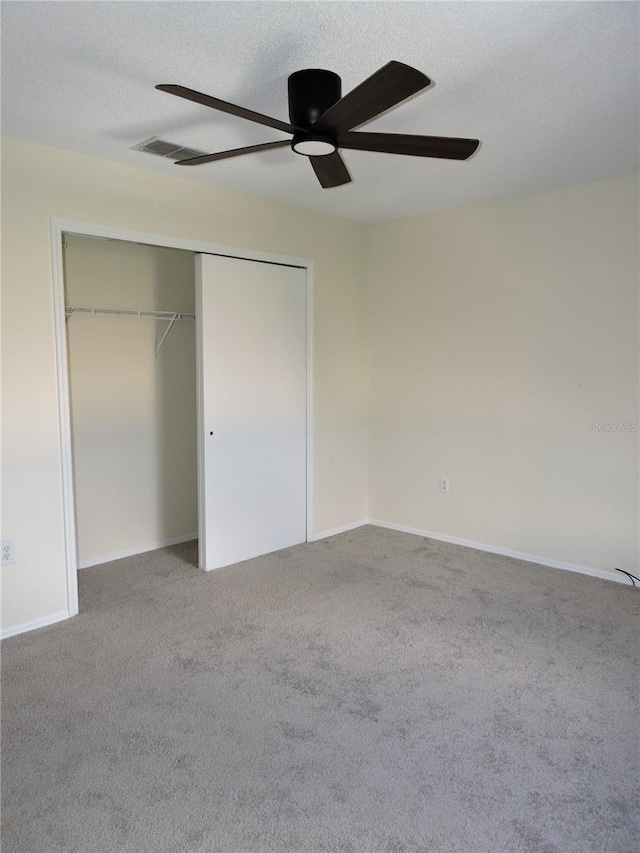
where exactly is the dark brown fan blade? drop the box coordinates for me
[309,152,352,188]
[338,132,480,160]
[156,84,302,135]
[176,140,291,166]
[312,62,430,135]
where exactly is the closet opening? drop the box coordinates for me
[52,219,314,620]
[63,234,199,603]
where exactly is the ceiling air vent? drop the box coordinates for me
[132,136,208,161]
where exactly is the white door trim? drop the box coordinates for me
[50,218,315,619]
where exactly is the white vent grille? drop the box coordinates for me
[132,136,208,161]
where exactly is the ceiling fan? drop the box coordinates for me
[156,61,479,189]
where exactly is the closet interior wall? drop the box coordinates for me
[64,235,197,568]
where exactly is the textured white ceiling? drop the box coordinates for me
[1,1,638,223]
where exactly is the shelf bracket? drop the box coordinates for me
[154,313,179,358]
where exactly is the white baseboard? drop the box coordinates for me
[78,532,198,569]
[368,519,632,585]
[3,521,629,642]
[311,519,369,542]
[1,609,71,641]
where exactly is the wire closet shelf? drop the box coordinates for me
[65,304,195,357]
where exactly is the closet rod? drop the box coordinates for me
[65,305,195,321]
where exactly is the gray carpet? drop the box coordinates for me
[2,526,638,853]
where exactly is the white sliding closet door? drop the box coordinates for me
[196,253,307,571]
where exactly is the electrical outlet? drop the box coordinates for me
[440,477,450,494]
[2,540,15,565]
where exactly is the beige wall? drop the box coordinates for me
[1,137,369,632]
[65,236,197,565]
[1,134,637,636]
[369,175,639,572]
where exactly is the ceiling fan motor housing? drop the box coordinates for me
[288,69,341,128]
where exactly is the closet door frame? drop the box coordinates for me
[50,218,314,618]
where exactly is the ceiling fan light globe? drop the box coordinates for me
[291,133,337,157]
